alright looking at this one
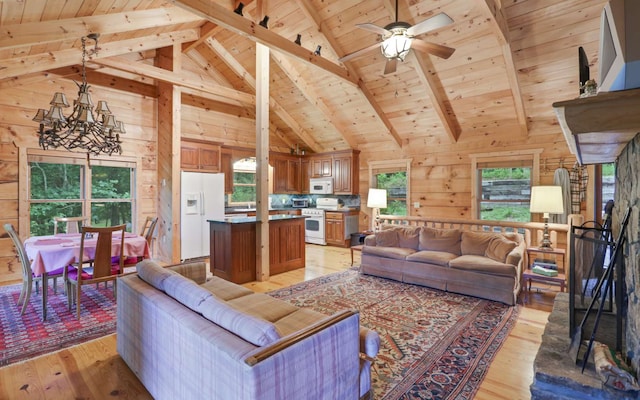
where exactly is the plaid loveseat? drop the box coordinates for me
[117,260,379,400]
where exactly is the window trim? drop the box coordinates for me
[368,158,412,216]
[21,148,139,237]
[470,149,542,219]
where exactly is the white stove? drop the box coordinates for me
[301,207,326,245]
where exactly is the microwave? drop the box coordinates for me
[310,178,333,194]
[291,198,309,208]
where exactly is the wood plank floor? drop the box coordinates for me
[0,245,560,399]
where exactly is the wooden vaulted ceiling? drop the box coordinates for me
[0,0,608,155]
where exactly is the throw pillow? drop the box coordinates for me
[485,236,518,263]
[375,229,399,247]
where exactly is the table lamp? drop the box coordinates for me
[529,186,564,250]
[367,188,387,232]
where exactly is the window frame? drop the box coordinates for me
[470,149,542,220]
[368,158,412,216]
[23,148,138,236]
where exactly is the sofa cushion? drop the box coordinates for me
[362,245,416,260]
[199,296,280,347]
[136,260,179,290]
[418,227,462,255]
[449,255,517,277]
[202,276,254,301]
[227,293,299,322]
[163,273,213,311]
[460,231,502,256]
[375,229,399,247]
[506,245,523,267]
[406,250,458,267]
[485,236,518,263]
[272,308,328,337]
[396,226,420,250]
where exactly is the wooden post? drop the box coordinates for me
[255,43,270,281]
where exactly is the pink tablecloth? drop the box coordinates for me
[24,233,150,276]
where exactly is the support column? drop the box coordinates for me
[255,43,270,281]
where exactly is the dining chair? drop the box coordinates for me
[65,224,126,319]
[3,224,65,315]
[53,216,89,235]
[141,216,158,256]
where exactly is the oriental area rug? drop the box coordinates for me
[0,282,116,367]
[268,269,520,400]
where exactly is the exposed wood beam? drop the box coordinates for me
[170,0,358,86]
[0,30,199,80]
[478,0,528,136]
[205,37,323,153]
[95,56,255,105]
[411,54,461,143]
[293,0,403,148]
[270,53,358,149]
[182,21,219,53]
[49,66,158,98]
[0,7,202,50]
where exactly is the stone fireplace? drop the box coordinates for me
[530,133,640,399]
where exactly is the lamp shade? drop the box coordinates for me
[530,186,564,214]
[367,188,388,209]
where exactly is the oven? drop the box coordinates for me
[301,208,325,245]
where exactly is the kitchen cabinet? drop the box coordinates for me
[300,158,310,193]
[325,210,359,247]
[271,153,301,193]
[332,150,360,195]
[220,147,233,194]
[181,139,221,172]
[310,156,332,178]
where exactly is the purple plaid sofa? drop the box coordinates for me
[117,260,380,400]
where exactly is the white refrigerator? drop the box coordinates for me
[180,171,225,260]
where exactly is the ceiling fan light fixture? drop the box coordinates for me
[381,30,412,61]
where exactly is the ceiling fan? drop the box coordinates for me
[339,0,455,74]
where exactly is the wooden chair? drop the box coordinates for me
[3,224,65,316]
[65,224,125,319]
[53,216,89,235]
[140,216,158,255]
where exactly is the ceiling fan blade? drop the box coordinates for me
[356,23,391,36]
[406,12,454,37]
[383,58,398,75]
[411,39,455,59]
[338,42,381,63]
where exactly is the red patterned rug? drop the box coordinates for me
[0,282,116,366]
[268,269,519,400]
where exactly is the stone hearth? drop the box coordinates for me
[531,293,637,399]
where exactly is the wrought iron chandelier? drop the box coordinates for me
[32,34,124,156]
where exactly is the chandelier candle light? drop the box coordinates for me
[33,34,124,156]
[529,186,565,250]
[368,188,388,232]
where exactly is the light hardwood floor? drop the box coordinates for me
[0,245,559,399]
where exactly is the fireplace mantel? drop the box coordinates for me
[553,88,640,165]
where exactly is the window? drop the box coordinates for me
[28,154,135,236]
[369,159,411,216]
[229,157,256,205]
[470,150,541,222]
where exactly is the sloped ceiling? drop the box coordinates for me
[0,0,607,154]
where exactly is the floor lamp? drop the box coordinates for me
[367,188,387,232]
[529,186,564,250]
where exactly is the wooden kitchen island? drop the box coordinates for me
[208,214,306,284]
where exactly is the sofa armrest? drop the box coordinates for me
[166,261,207,284]
[359,327,380,359]
[364,235,376,246]
[245,310,357,366]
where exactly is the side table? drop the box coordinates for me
[351,244,364,266]
[522,247,566,302]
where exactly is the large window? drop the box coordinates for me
[369,159,411,216]
[29,154,135,236]
[229,157,256,205]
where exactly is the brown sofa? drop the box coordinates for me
[360,225,526,305]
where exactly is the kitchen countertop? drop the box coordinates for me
[209,214,307,224]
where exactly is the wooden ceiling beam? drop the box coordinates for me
[0,7,202,50]
[95,56,255,106]
[294,0,403,148]
[0,29,199,81]
[478,0,528,136]
[205,37,323,153]
[170,0,358,86]
[182,21,219,53]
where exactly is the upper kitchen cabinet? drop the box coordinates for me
[332,150,360,195]
[270,153,301,194]
[310,156,332,178]
[181,139,221,172]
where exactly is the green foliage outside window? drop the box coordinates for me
[375,172,407,216]
[232,171,256,203]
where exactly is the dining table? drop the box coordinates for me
[24,231,150,321]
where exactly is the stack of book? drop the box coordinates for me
[532,265,558,277]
